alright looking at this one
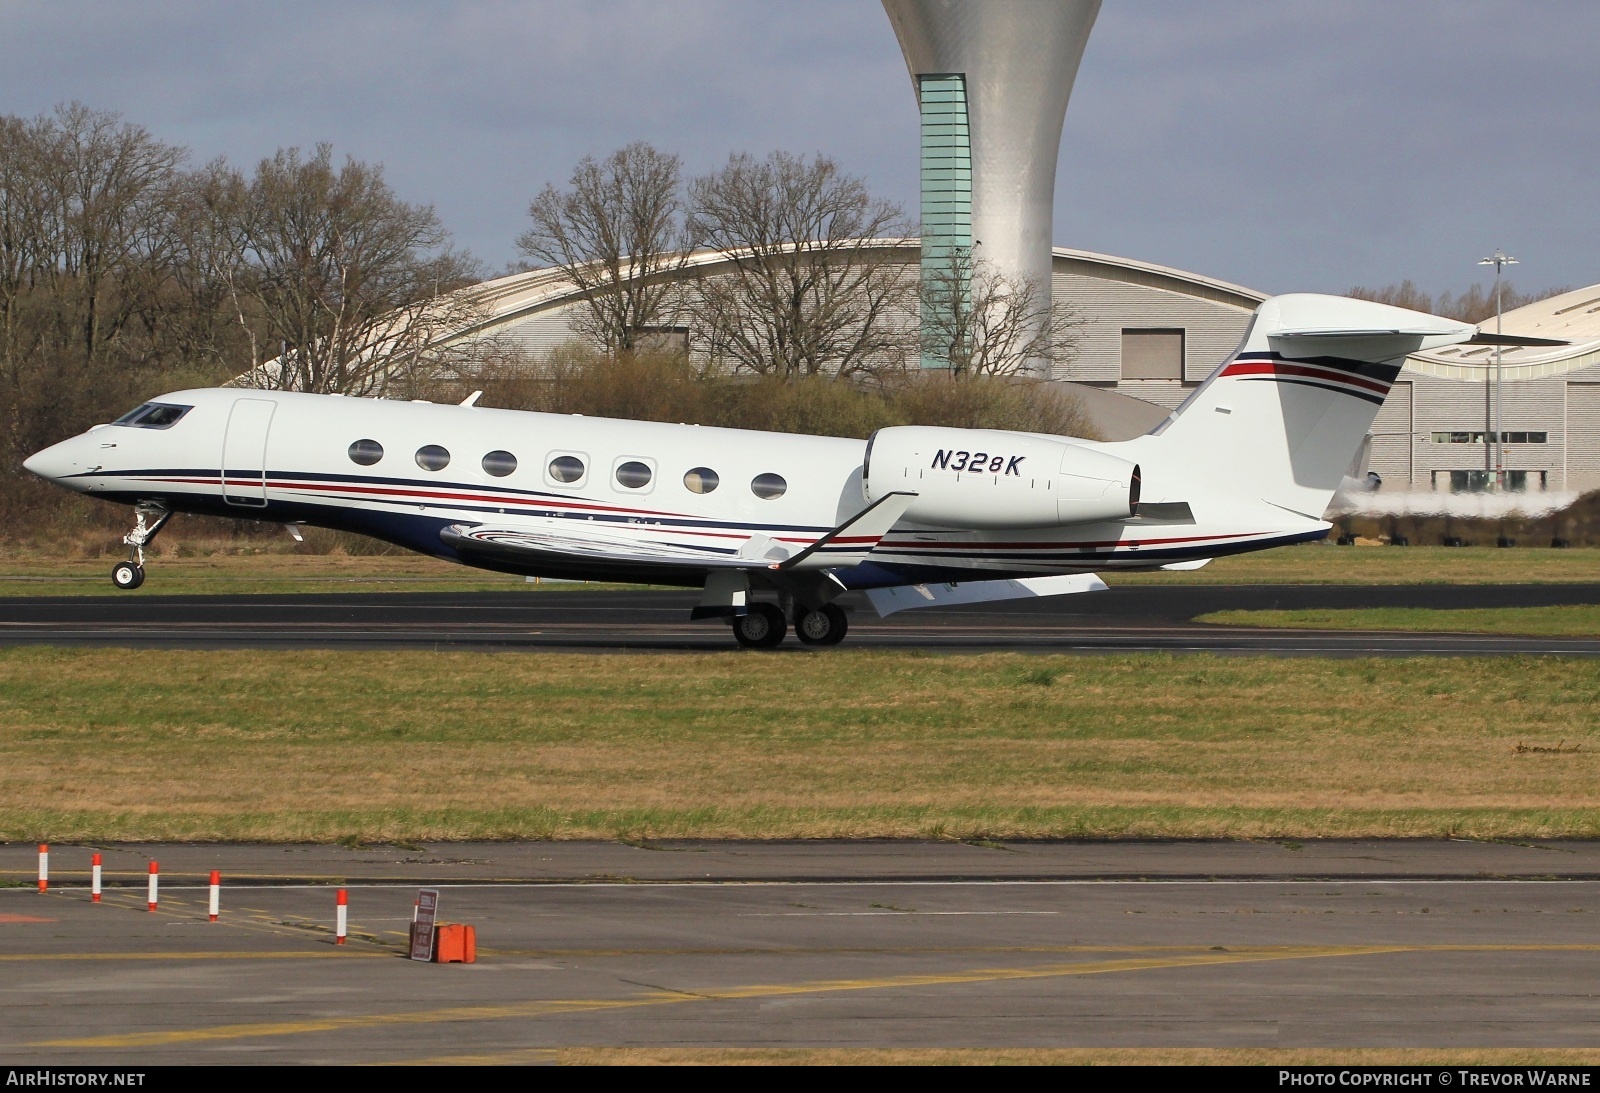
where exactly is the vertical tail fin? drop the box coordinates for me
[1152,294,1476,519]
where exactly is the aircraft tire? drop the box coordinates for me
[795,604,848,646]
[732,603,786,649]
[111,561,145,591]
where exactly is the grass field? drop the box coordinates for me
[1199,605,1600,638]
[2,544,1598,597]
[3,648,1596,843]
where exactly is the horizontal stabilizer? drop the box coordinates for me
[1466,332,1569,348]
[865,573,1107,618]
[1273,327,1461,339]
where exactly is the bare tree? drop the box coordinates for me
[214,144,482,396]
[0,104,194,492]
[517,142,688,354]
[919,247,1078,378]
[685,151,913,381]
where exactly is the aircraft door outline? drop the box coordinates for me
[221,398,276,507]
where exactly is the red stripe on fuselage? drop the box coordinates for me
[1221,360,1390,395]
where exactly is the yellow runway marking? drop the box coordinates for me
[19,944,1423,1049]
[38,886,395,951]
[373,1048,560,1066]
[32,942,1600,1050]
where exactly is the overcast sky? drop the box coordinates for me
[3,1,1594,297]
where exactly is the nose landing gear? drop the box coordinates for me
[112,503,172,591]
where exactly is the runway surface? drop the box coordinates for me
[4,840,1599,1062]
[3,583,1599,655]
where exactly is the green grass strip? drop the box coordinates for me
[3,648,1597,842]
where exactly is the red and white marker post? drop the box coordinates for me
[91,853,102,903]
[335,888,348,945]
[208,870,220,922]
[147,861,159,912]
[36,844,47,893]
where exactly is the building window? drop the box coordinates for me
[415,445,450,471]
[683,467,720,494]
[1431,431,1546,444]
[481,450,517,477]
[1121,329,1184,381]
[634,327,690,355]
[918,72,971,371]
[1437,469,1547,493]
[348,439,383,466]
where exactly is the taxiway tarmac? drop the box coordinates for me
[3,841,1599,1063]
[3,583,1599,655]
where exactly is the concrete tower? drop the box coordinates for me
[883,0,1101,369]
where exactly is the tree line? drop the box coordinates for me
[1,103,476,527]
[517,141,1074,382]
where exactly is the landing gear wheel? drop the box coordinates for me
[115,503,170,591]
[731,603,786,649]
[111,561,145,590]
[795,603,848,646]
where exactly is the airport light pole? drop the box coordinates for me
[1478,250,1517,491]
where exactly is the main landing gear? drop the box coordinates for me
[794,603,848,647]
[731,603,786,649]
[111,502,171,591]
[729,602,849,649]
[699,572,850,649]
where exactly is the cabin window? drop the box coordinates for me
[348,439,384,466]
[113,403,192,430]
[548,454,586,483]
[415,445,451,471]
[683,467,720,494]
[615,460,653,489]
[481,450,517,477]
[751,472,787,499]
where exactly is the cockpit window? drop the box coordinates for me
[113,403,192,430]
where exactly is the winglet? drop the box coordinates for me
[777,491,917,570]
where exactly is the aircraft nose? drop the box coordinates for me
[22,439,78,482]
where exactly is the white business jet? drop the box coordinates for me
[23,293,1553,647]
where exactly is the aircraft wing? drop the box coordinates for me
[440,491,918,573]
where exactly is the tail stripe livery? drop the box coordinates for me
[1220,353,1397,406]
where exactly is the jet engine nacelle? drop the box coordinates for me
[862,426,1140,529]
